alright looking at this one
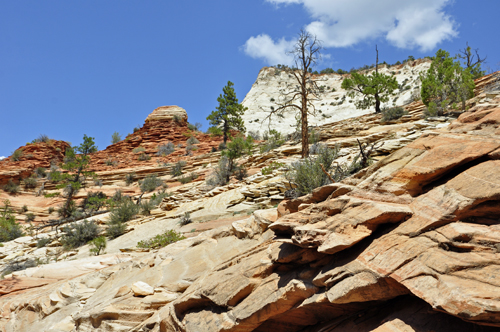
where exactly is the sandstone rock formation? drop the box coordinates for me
[146,106,188,123]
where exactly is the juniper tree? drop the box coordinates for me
[341,46,398,113]
[420,49,475,115]
[457,42,486,79]
[207,81,246,144]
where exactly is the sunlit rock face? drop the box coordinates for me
[146,105,188,123]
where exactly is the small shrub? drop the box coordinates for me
[48,207,55,214]
[133,146,146,153]
[157,142,175,156]
[125,173,136,186]
[140,200,154,215]
[32,134,51,144]
[111,132,122,144]
[186,136,200,145]
[36,237,51,248]
[93,178,103,187]
[138,153,151,161]
[105,159,117,166]
[206,156,231,187]
[173,114,181,123]
[61,219,100,249]
[11,149,23,161]
[171,161,186,177]
[133,126,141,133]
[233,165,248,180]
[381,106,408,121]
[107,199,139,239]
[3,180,19,194]
[150,190,169,206]
[260,130,285,153]
[247,130,261,140]
[139,175,163,192]
[35,167,47,178]
[44,192,60,198]
[261,162,286,175]
[89,236,106,255]
[211,146,217,153]
[80,191,107,213]
[218,142,226,151]
[21,205,28,213]
[47,168,61,183]
[137,229,185,249]
[179,212,192,226]
[25,213,35,223]
[0,200,24,242]
[111,189,124,203]
[187,123,196,131]
[178,173,198,184]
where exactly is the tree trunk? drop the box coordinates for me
[223,121,228,144]
[375,93,381,113]
[301,95,309,158]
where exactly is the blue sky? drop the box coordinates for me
[1,0,499,158]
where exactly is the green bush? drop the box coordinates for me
[36,237,51,248]
[133,126,141,133]
[3,180,19,194]
[89,236,106,255]
[178,172,198,184]
[206,156,231,187]
[111,132,122,144]
[261,162,286,175]
[32,134,51,143]
[35,167,47,178]
[179,212,192,226]
[21,205,28,213]
[11,149,23,161]
[247,131,261,140]
[23,176,37,189]
[44,192,60,198]
[80,191,107,213]
[139,175,162,193]
[186,136,200,145]
[48,207,55,214]
[105,159,117,166]
[173,114,181,123]
[25,213,35,223]
[107,199,138,239]
[157,142,175,156]
[218,142,226,151]
[138,152,151,161]
[140,200,154,215]
[171,161,186,177]
[381,106,408,121]
[125,173,136,186]
[137,229,185,249]
[150,190,169,206]
[61,219,100,249]
[260,130,285,153]
[285,144,339,197]
[0,200,24,242]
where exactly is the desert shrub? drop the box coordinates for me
[132,146,145,153]
[0,200,24,242]
[150,190,169,206]
[111,132,122,144]
[173,114,181,123]
[140,200,154,216]
[138,153,151,161]
[36,237,51,248]
[32,134,51,144]
[137,229,185,249]
[179,212,192,226]
[139,175,162,192]
[261,162,286,175]
[35,167,47,178]
[23,176,37,189]
[57,200,77,218]
[25,213,35,223]
[247,130,261,140]
[309,129,320,145]
[11,149,23,161]
[211,146,217,153]
[111,189,124,203]
[44,192,60,198]
[125,173,136,186]
[93,178,103,187]
[171,161,186,177]
[3,180,19,194]
[80,191,107,213]
[186,136,200,145]
[218,142,226,151]
[133,126,141,133]
[48,207,55,214]
[157,142,175,156]
[206,156,231,187]
[260,130,285,153]
[105,159,117,166]
[47,168,61,183]
[61,219,99,249]
[178,173,198,184]
[381,106,408,121]
[285,144,339,197]
[89,236,106,255]
[21,205,28,213]
[187,123,196,131]
[233,165,248,180]
[107,199,138,239]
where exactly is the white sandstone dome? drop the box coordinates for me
[145,105,188,122]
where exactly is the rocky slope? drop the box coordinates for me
[0,71,499,331]
[242,59,430,136]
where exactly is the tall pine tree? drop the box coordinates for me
[207,81,246,144]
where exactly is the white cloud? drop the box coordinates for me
[244,0,458,64]
[242,34,295,66]
[0,156,5,160]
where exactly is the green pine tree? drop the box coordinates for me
[207,81,247,144]
[420,49,475,116]
[341,47,398,113]
[53,135,98,218]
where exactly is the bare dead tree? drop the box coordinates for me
[458,42,487,69]
[264,29,323,158]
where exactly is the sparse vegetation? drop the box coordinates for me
[140,200,154,216]
[178,172,198,184]
[61,219,100,249]
[137,229,185,249]
[36,237,51,248]
[0,200,24,242]
[3,180,19,194]
[206,156,231,187]
[125,173,136,186]
[381,106,408,121]
[23,176,37,189]
[111,132,122,144]
[261,162,286,175]
[25,213,35,223]
[247,130,261,140]
[106,199,138,239]
[186,136,200,145]
[260,130,285,153]
[44,192,60,198]
[11,149,23,161]
[32,134,51,144]
[138,152,151,161]
[89,236,106,256]
[80,191,107,214]
[179,212,192,226]
[171,161,186,177]
[157,142,175,156]
[35,167,47,178]
[132,146,146,153]
[139,175,163,193]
